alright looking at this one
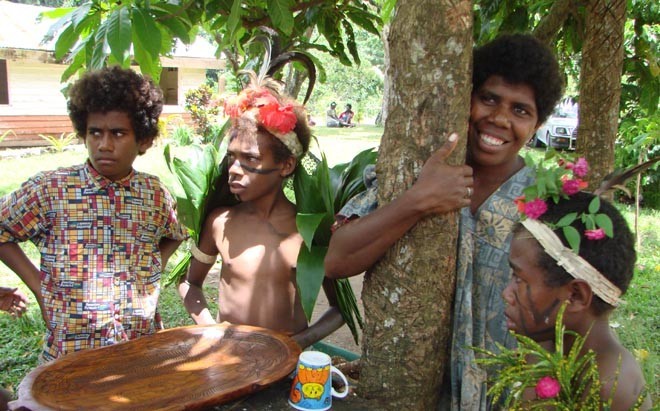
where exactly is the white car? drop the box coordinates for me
[531,108,578,150]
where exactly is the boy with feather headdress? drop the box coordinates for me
[178,73,344,348]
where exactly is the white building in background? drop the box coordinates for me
[0,0,223,147]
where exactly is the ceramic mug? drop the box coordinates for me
[288,351,349,411]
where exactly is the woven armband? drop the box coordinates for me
[190,243,217,265]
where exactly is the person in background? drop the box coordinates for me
[326,101,342,127]
[0,66,188,361]
[339,103,356,126]
[324,34,564,410]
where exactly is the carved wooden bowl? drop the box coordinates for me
[12,324,301,410]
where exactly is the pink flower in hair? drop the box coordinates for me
[535,376,560,399]
[573,157,589,178]
[562,179,582,196]
[523,198,548,219]
[585,228,606,240]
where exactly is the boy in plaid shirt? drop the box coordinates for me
[0,66,188,361]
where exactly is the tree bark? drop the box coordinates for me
[533,0,575,45]
[377,24,390,126]
[357,1,472,409]
[577,0,627,192]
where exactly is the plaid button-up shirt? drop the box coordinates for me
[0,162,188,360]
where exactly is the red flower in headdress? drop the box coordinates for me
[259,102,297,134]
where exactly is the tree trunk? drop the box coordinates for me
[285,67,308,100]
[533,0,575,44]
[357,1,472,409]
[577,0,626,192]
[377,24,390,126]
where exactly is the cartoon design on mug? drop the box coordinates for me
[289,351,348,410]
[300,364,330,399]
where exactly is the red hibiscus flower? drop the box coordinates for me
[259,103,297,134]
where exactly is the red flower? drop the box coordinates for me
[585,228,606,240]
[535,376,560,399]
[573,157,589,178]
[562,179,582,196]
[514,195,526,213]
[524,198,548,219]
[259,103,297,134]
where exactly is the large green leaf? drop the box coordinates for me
[70,2,92,31]
[174,196,199,232]
[173,157,210,209]
[90,23,108,70]
[345,5,381,36]
[60,44,86,81]
[54,23,78,60]
[131,7,162,79]
[297,245,327,321]
[131,35,160,82]
[296,213,326,251]
[106,6,131,64]
[227,0,243,42]
[267,0,294,35]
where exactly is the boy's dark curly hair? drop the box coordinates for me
[67,66,163,144]
[473,33,564,125]
[516,192,636,315]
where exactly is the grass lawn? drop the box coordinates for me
[0,129,657,405]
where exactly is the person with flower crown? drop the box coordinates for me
[324,33,565,409]
[500,156,651,409]
[178,72,344,348]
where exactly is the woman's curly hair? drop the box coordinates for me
[473,33,564,125]
[67,66,163,144]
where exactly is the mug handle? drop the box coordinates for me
[330,365,349,398]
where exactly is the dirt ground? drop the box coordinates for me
[206,268,365,354]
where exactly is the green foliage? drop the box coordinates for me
[38,132,77,153]
[475,304,620,410]
[184,84,220,140]
[41,1,382,83]
[162,143,222,286]
[170,125,196,147]
[0,309,46,391]
[306,28,385,123]
[293,145,377,342]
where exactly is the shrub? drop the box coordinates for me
[184,85,220,138]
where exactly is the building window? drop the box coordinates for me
[0,60,8,105]
[160,67,178,105]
